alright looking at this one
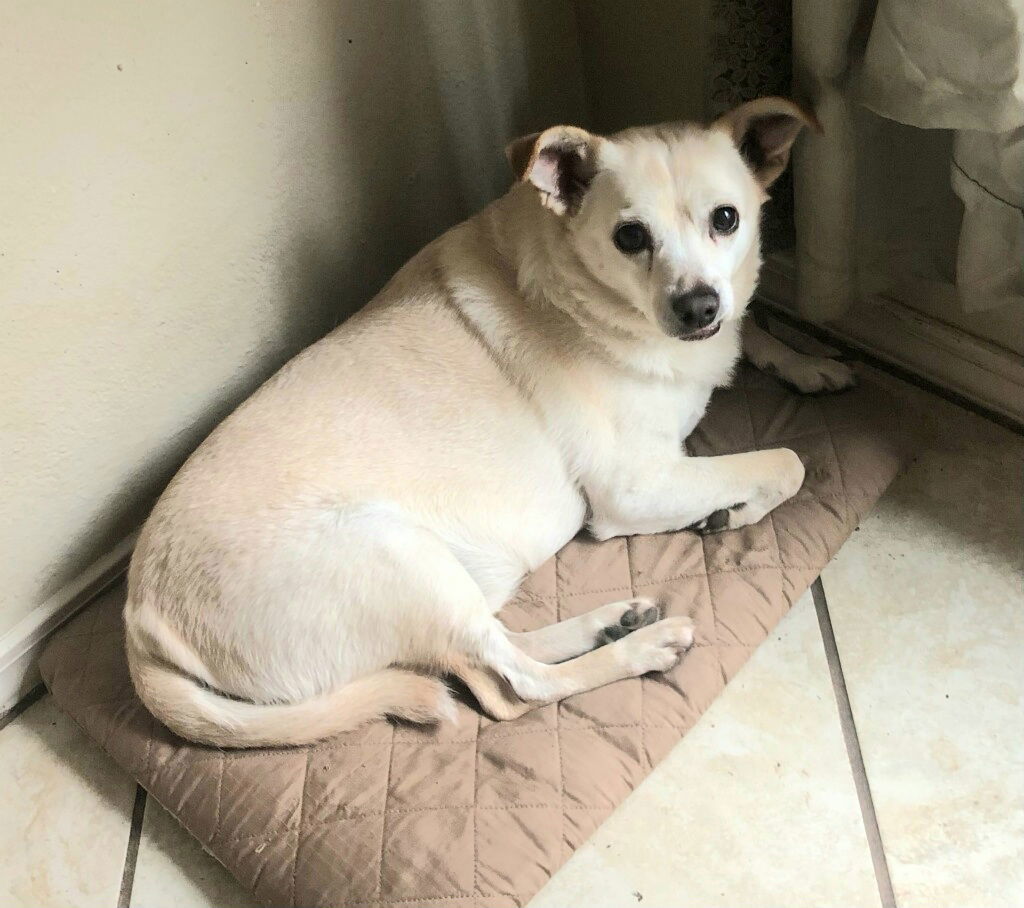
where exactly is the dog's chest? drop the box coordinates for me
[612,337,738,446]
[619,379,715,446]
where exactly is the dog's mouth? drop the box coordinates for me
[677,322,721,342]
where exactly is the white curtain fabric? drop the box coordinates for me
[793,0,1024,321]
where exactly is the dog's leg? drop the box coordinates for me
[453,613,694,720]
[743,321,856,394]
[587,446,805,540]
[507,597,662,663]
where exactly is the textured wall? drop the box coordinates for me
[573,0,712,132]
[0,1,586,635]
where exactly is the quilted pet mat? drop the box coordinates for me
[41,362,902,907]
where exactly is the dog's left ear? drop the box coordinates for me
[505,126,602,216]
[714,97,820,188]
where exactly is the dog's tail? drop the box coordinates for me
[128,650,456,748]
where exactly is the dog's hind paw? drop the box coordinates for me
[620,616,695,674]
[598,598,662,645]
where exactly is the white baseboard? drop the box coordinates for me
[0,533,137,715]
[760,256,1024,427]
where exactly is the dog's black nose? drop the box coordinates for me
[671,286,720,331]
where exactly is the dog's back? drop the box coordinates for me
[124,208,586,743]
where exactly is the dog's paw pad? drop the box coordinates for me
[600,600,661,644]
[619,606,642,629]
[601,623,631,643]
[687,508,731,535]
[637,604,662,627]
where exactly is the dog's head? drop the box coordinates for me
[507,98,818,342]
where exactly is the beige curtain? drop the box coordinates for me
[792,0,1024,322]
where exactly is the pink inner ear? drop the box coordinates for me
[530,148,562,196]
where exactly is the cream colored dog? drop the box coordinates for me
[125,97,854,747]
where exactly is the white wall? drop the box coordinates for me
[0,1,586,638]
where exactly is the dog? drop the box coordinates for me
[124,96,855,747]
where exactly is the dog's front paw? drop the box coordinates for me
[747,447,805,516]
[777,356,857,395]
[686,504,744,535]
[689,448,805,534]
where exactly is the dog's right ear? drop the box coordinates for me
[505,126,602,216]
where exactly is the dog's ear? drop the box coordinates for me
[505,126,602,216]
[714,97,820,188]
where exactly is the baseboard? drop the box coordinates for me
[760,255,1024,429]
[0,533,137,714]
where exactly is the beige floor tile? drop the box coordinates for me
[821,382,1024,908]
[530,592,881,908]
[0,694,136,908]
[130,798,260,908]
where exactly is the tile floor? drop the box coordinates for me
[2,367,1021,908]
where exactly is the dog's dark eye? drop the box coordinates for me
[612,221,651,254]
[711,205,739,235]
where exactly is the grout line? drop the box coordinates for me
[117,784,148,908]
[0,682,47,732]
[811,578,897,908]
[754,299,1024,437]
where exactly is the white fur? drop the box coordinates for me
[124,99,849,747]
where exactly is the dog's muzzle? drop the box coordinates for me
[670,286,721,341]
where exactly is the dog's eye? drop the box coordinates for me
[711,205,739,235]
[612,221,651,254]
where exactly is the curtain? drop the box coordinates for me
[708,0,795,253]
[792,0,1024,322]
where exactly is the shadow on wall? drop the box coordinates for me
[572,0,712,133]
[37,1,587,604]
[283,0,587,344]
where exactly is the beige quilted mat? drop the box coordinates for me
[40,363,902,908]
